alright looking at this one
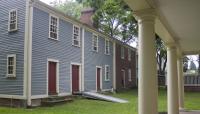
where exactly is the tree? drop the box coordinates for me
[183,56,189,72]
[190,61,197,70]
[155,35,167,76]
[51,0,84,19]
[77,0,138,43]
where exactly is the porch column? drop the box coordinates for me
[167,44,179,114]
[177,57,184,109]
[135,9,158,114]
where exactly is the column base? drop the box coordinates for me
[179,107,185,112]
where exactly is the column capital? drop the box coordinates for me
[134,8,157,24]
[166,43,177,51]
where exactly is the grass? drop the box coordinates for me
[0,88,199,114]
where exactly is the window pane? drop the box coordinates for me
[50,16,58,39]
[8,57,14,65]
[9,10,17,31]
[8,66,13,74]
[73,26,80,46]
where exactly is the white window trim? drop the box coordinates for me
[8,9,18,32]
[72,25,81,47]
[6,54,16,78]
[105,39,110,55]
[128,69,132,82]
[49,14,59,40]
[121,47,125,59]
[105,65,110,81]
[128,49,131,61]
[92,33,98,52]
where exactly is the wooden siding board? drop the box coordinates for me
[84,30,113,91]
[31,7,81,95]
[0,0,26,95]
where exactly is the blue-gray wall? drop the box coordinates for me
[31,7,82,95]
[0,0,26,95]
[84,31,113,91]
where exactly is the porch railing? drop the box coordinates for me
[184,75,200,86]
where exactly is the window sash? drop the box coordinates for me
[92,34,98,52]
[105,40,110,54]
[73,25,80,46]
[49,15,58,39]
[128,69,132,81]
[128,49,131,61]
[7,55,16,77]
[121,47,125,59]
[8,9,17,31]
[105,65,110,81]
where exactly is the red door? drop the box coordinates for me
[48,62,57,95]
[97,68,101,91]
[72,65,79,93]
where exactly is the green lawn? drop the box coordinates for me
[0,88,199,114]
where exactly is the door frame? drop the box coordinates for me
[47,58,59,96]
[121,69,126,88]
[70,62,82,94]
[96,66,102,92]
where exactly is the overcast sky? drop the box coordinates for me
[40,0,66,5]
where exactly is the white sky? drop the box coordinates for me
[40,0,66,5]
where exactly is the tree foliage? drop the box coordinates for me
[183,56,189,72]
[51,0,83,19]
[77,0,138,43]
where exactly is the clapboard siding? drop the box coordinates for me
[0,0,26,95]
[31,7,82,95]
[84,31,113,91]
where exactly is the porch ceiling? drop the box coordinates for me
[124,0,200,55]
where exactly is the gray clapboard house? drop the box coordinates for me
[0,0,135,107]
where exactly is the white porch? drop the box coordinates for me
[123,0,200,114]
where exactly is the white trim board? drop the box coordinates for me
[23,0,34,106]
[81,28,85,91]
[0,94,26,100]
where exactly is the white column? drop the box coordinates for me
[177,57,184,110]
[167,44,179,114]
[135,9,158,114]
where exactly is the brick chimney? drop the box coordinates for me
[80,8,95,27]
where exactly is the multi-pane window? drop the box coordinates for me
[121,47,125,59]
[92,34,98,52]
[49,15,58,40]
[128,49,131,61]
[105,39,110,55]
[128,69,132,81]
[8,9,17,31]
[105,65,110,81]
[7,54,16,77]
[73,25,80,47]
